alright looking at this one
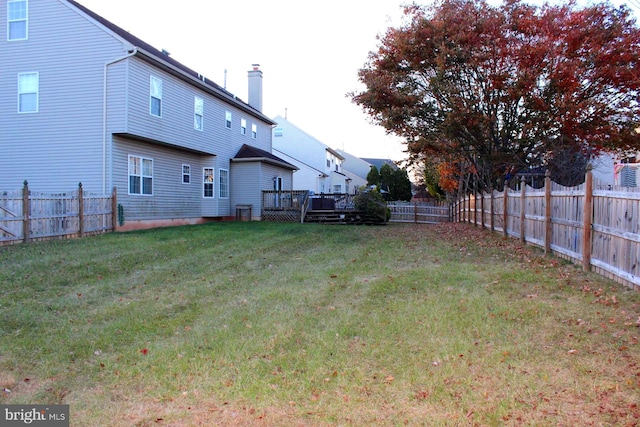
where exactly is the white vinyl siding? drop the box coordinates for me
[219,168,229,198]
[17,72,38,113]
[7,0,27,41]
[203,168,214,198]
[194,96,203,131]
[150,75,162,117]
[129,155,153,195]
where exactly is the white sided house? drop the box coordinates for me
[272,116,352,194]
[0,0,296,229]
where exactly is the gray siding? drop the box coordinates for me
[113,136,214,221]
[230,161,294,219]
[0,0,129,193]
[1,0,277,223]
[112,57,274,218]
[120,59,273,158]
[231,162,261,215]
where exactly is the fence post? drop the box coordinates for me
[111,187,117,231]
[490,188,495,231]
[78,182,84,237]
[503,180,508,238]
[473,192,478,226]
[480,190,485,228]
[462,194,466,222]
[582,165,593,271]
[520,175,526,243]
[544,170,552,255]
[414,200,418,223]
[22,180,29,243]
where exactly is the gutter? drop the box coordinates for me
[230,156,298,171]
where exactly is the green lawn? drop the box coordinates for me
[1,222,639,426]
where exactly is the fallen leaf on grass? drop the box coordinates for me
[567,349,577,355]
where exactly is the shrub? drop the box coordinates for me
[353,187,389,223]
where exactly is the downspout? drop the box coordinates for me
[103,48,138,194]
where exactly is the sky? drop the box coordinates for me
[76,0,640,163]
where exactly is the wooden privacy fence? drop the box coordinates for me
[388,201,451,224]
[453,170,640,290]
[0,181,116,246]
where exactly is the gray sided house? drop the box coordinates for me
[0,0,295,229]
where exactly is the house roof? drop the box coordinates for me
[66,0,275,125]
[273,115,345,160]
[361,158,399,171]
[232,144,298,171]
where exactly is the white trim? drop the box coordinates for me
[219,168,229,199]
[7,0,28,41]
[149,75,162,117]
[194,96,204,131]
[17,71,38,113]
[128,154,154,196]
[203,167,214,198]
[225,111,232,129]
[182,164,191,184]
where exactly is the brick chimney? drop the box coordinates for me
[248,64,263,112]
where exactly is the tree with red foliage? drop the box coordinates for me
[351,0,640,193]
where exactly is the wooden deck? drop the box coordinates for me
[261,191,386,225]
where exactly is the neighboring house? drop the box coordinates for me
[361,158,399,173]
[592,152,640,189]
[336,150,375,184]
[272,116,352,194]
[0,0,295,228]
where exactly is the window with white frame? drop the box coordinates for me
[18,72,38,113]
[129,155,153,195]
[251,123,257,139]
[150,76,162,117]
[7,0,27,41]
[182,164,191,184]
[203,168,214,198]
[274,127,283,137]
[333,185,342,193]
[194,96,203,131]
[225,111,232,129]
[241,119,247,135]
[219,169,229,198]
